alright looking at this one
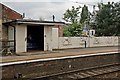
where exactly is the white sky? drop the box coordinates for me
[1,0,120,21]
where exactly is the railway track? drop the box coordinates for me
[1,52,119,79]
[33,64,120,80]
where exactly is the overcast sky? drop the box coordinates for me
[1,0,120,21]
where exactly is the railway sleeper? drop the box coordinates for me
[43,64,120,80]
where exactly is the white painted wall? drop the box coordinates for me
[53,36,118,49]
[16,25,27,53]
[52,28,59,49]
[44,26,52,51]
[58,37,88,49]
[89,37,118,47]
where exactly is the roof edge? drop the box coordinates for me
[3,19,65,26]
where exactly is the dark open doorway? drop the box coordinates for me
[27,25,44,51]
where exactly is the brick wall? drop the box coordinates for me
[2,3,23,22]
[0,3,23,50]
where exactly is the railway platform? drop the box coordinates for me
[1,46,118,63]
[0,46,119,79]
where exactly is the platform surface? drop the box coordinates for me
[0,46,118,63]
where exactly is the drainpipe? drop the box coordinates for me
[13,26,16,53]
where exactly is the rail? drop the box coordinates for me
[33,63,120,80]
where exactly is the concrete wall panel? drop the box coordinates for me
[52,28,59,49]
[16,25,27,53]
[56,36,118,49]
[44,26,52,51]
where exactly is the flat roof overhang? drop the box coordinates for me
[3,19,65,26]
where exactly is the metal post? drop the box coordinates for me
[88,29,90,47]
[85,41,87,48]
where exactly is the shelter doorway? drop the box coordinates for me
[27,25,44,51]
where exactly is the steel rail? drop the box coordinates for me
[33,63,120,80]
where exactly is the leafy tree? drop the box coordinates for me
[113,2,120,35]
[63,6,82,37]
[80,5,90,24]
[63,23,82,37]
[91,2,120,36]
[63,27,72,37]
[63,6,81,23]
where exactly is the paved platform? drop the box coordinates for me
[0,46,118,63]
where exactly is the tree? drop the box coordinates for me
[113,2,120,35]
[91,2,120,36]
[63,6,82,37]
[63,23,82,37]
[63,6,81,23]
[80,5,90,24]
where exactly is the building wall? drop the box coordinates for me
[7,26,14,50]
[0,3,23,51]
[58,25,64,37]
[44,26,52,51]
[0,3,22,40]
[0,4,2,49]
[2,3,22,22]
[2,25,8,40]
[2,3,23,41]
[0,4,2,40]
[8,26,14,40]
[52,27,59,49]
[16,25,27,53]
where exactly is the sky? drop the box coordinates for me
[1,0,120,21]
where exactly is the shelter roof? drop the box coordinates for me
[3,19,65,26]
